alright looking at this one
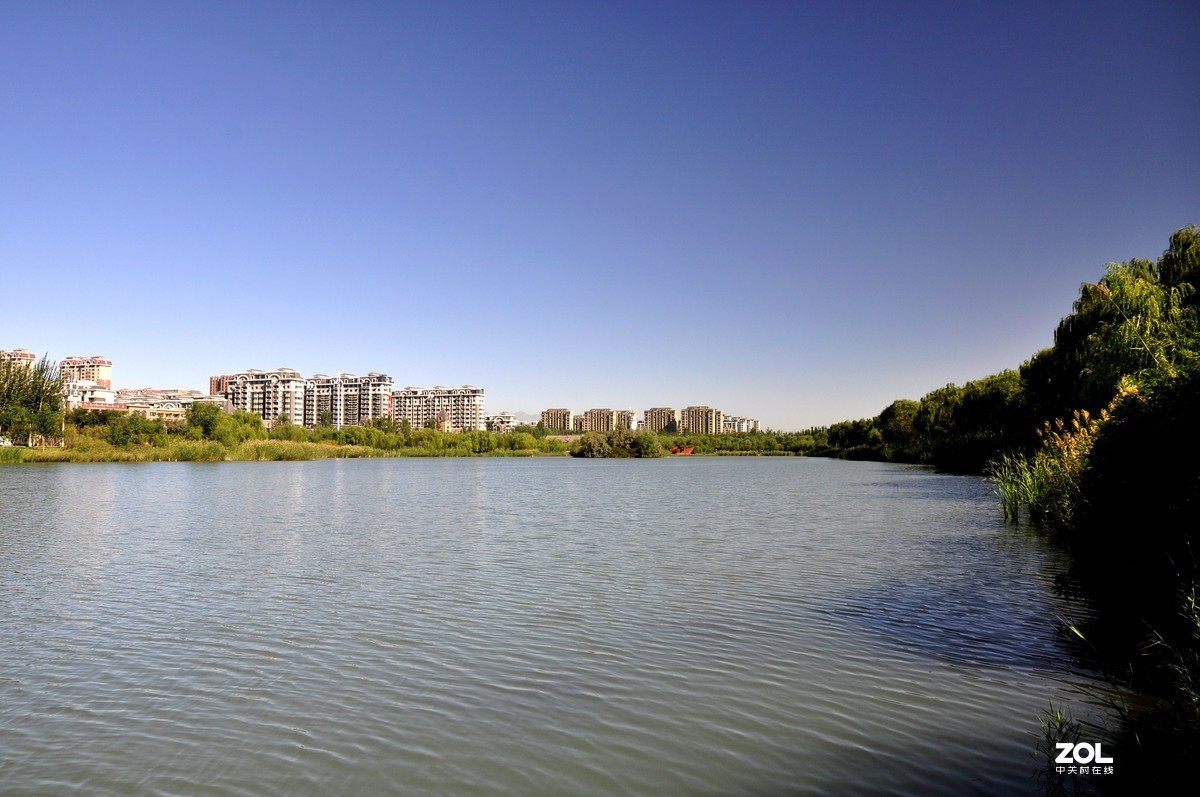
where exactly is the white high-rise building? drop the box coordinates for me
[722,416,761,433]
[310,373,394,428]
[224,368,394,428]
[226,369,309,425]
[392,386,485,432]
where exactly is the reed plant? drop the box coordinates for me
[168,441,229,461]
[390,446,472,457]
[985,388,1127,531]
[1036,702,1084,797]
[1146,583,1200,738]
[984,451,1044,522]
[232,440,326,461]
[1029,409,1106,531]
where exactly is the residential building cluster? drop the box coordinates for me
[105,388,224,423]
[5,348,492,433]
[6,346,763,435]
[213,368,396,429]
[540,405,759,434]
[61,355,113,389]
[391,384,485,433]
[483,412,518,433]
[0,348,37,367]
[4,348,226,422]
[212,368,488,432]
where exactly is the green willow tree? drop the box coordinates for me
[817,226,1200,471]
[1024,229,1199,417]
[1060,261,1193,402]
[0,355,63,446]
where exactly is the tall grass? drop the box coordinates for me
[170,441,229,461]
[7,433,572,463]
[984,451,1044,522]
[389,446,472,457]
[985,406,1109,530]
[1148,582,1200,737]
[1036,702,1083,797]
[234,440,339,461]
[21,445,142,463]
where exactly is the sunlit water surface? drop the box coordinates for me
[0,458,1102,795]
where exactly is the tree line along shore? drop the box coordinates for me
[0,403,830,464]
[819,225,1199,789]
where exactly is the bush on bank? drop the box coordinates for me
[570,429,665,458]
[971,228,1200,783]
[807,226,1200,779]
[6,405,574,463]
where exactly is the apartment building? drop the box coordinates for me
[115,388,221,421]
[392,385,485,432]
[578,408,618,432]
[354,373,394,425]
[61,355,113,389]
[63,381,118,409]
[127,404,188,423]
[210,375,234,395]
[722,416,761,433]
[540,408,574,432]
[679,406,725,435]
[641,407,680,433]
[0,348,37,368]
[616,410,638,431]
[485,412,518,434]
[310,373,394,428]
[222,368,394,429]
[226,368,309,425]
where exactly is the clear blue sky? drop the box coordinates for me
[3,1,1197,429]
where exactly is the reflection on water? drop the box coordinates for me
[0,458,1102,796]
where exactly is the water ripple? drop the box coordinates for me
[0,458,1103,796]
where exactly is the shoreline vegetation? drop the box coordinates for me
[0,413,837,464]
[815,225,1200,789]
[0,379,840,463]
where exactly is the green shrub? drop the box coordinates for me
[171,442,228,461]
[233,441,318,461]
[984,452,1043,522]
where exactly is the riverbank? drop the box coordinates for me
[2,442,814,464]
[1,415,830,463]
[2,439,571,463]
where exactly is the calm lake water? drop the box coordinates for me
[1,457,1102,795]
